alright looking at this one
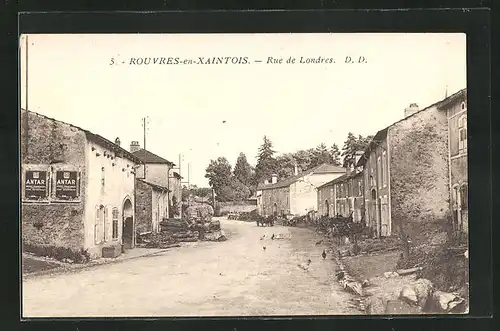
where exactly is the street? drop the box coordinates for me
[22,218,358,317]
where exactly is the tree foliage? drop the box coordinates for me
[233,152,253,188]
[255,135,278,184]
[341,133,373,168]
[217,177,251,202]
[205,157,232,194]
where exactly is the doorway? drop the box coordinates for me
[273,203,278,217]
[122,198,134,249]
[325,200,329,216]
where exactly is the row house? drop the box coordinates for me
[437,89,468,235]
[21,109,142,258]
[317,154,365,223]
[130,142,175,234]
[256,163,346,217]
[356,98,451,239]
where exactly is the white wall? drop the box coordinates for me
[151,188,168,232]
[84,140,136,257]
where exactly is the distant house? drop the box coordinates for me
[437,88,468,235]
[317,153,365,223]
[356,97,451,238]
[256,163,346,217]
[20,109,142,258]
[130,142,175,234]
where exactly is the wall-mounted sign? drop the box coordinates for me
[55,171,79,199]
[24,170,48,200]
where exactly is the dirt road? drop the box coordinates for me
[22,218,359,317]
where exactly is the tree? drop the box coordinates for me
[311,143,333,167]
[255,136,278,184]
[275,153,297,179]
[217,177,251,202]
[205,157,232,195]
[341,133,373,168]
[233,152,253,188]
[292,149,314,172]
[330,143,342,166]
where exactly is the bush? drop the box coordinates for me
[23,243,90,264]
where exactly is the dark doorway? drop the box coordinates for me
[325,200,329,216]
[273,203,278,217]
[122,198,134,249]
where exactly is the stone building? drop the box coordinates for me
[437,88,468,235]
[257,163,346,217]
[21,109,142,258]
[168,170,183,218]
[356,97,450,239]
[131,143,175,232]
[317,156,365,223]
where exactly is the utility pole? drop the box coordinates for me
[141,117,149,178]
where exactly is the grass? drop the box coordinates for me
[22,255,61,274]
[342,250,401,280]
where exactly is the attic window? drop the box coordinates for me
[461,101,467,111]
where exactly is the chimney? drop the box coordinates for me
[130,141,140,153]
[271,174,278,184]
[115,137,121,146]
[404,103,419,118]
[294,163,299,176]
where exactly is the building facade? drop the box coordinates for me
[257,163,346,217]
[131,143,175,231]
[357,99,450,239]
[135,179,169,234]
[21,109,141,258]
[317,168,365,223]
[438,89,468,235]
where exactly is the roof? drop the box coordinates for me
[356,88,466,168]
[137,178,170,192]
[257,163,346,190]
[172,172,183,179]
[132,149,175,166]
[317,170,363,189]
[21,108,143,164]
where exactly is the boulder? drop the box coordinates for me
[399,285,418,305]
[430,291,466,313]
[412,278,434,308]
[362,279,371,288]
[204,230,227,242]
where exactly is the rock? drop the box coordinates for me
[431,291,466,312]
[204,230,227,242]
[345,281,364,296]
[362,279,371,288]
[399,285,418,305]
[412,278,434,308]
[384,271,399,278]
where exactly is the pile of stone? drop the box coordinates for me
[135,232,179,249]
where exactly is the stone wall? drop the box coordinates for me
[388,106,450,244]
[261,186,290,216]
[21,110,87,251]
[135,179,153,234]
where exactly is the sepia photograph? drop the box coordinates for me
[20,33,468,317]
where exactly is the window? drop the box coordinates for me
[104,207,109,241]
[377,156,382,188]
[458,115,467,154]
[112,208,119,239]
[452,184,460,209]
[460,183,468,210]
[382,151,387,187]
[94,206,104,244]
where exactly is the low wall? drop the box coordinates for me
[217,202,257,215]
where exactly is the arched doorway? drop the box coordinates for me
[273,203,278,217]
[122,198,134,249]
[325,200,329,216]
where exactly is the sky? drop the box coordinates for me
[19,33,466,187]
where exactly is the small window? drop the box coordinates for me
[458,115,467,154]
[461,183,468,210]
[461,101,467,111]
[112,208,119,239]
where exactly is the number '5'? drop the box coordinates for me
[110,58,115,65]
